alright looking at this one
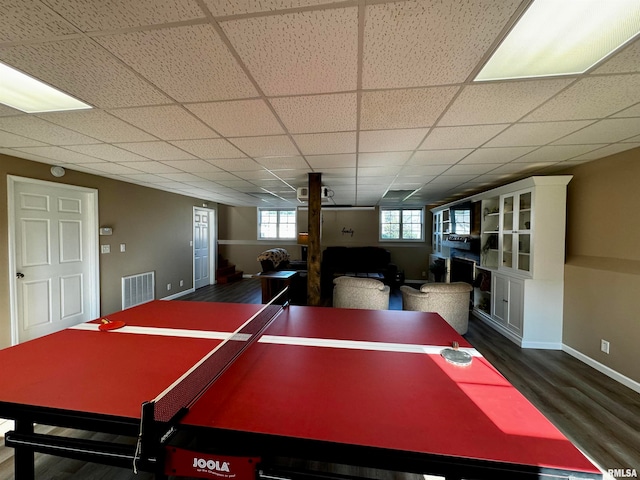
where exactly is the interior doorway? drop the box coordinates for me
[7,176,99,344]
[193,207,216,289]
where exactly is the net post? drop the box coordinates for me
[134,401,172,475]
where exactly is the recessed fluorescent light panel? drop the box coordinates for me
[475,0,640,81]
[0,61,91,113]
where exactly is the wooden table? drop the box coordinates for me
[254,270,299,303]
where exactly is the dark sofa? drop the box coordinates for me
[321,246,397,296]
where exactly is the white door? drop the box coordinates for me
[194,208,213,289]
[9,176,99,344]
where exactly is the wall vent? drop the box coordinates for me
[122,271,155,310]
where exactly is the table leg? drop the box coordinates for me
[260,278,271,303]
[14,420,35,480]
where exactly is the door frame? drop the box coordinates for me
[7,175,100,345]
[193,206,217,289]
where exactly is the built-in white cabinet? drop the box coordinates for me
[435,175,572,349]
[492,273,523,336]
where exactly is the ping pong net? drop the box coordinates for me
[133,287,290,472]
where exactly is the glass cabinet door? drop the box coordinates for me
[500,190,533,275]
[516,191,532,272]
[501,195,514,269]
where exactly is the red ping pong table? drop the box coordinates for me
[0,291,602,480]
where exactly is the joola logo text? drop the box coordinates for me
[193,457,232,477]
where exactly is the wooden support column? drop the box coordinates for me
[307,173,322,306]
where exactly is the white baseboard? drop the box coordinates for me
[161,287,195,301]
[562,344,640,395]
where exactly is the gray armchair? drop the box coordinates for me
[400,282,473,334]
[333,276,390,310]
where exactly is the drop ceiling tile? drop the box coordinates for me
[230,135,299,157]
[359,129,428,153]
[490,162,556,175]
[42,0,205,31]
[570,143,640,161]
[160,160,222,172]
[624,134,640,143]
[612,103,640,118]
[157,172,206,182]
[410,149,472,165]
[460,147,535,164]
[362,0,521,89]
[270,93,356,134]
[12,146,102,163]
[205,0,347,16]
[0,131,47,148]
[118,173,170,183]
[0,1,77,43]
[485,120,596,148]
[439,79,573,126]
[445,163,498,175]
[66,144,151,162]
[357,177,390,186]
[256,156,308,170]
[207,158,263,171]
[96,24,258,102]
[197,171,242,181]
[109,106,218,140]
[358,152,412,167]
[399,165,455,177]
[221,7,358,96]
[306,154,356,169]
[240,170,283,181]
[0,39,171,108]
[360,87,459,130]
[116,141,197,161]
[525,74,640,122]
[421,125,508,149]
[215,179,255,188]
[552,118,640,145]
[0,116,98,145]
[37,110,156,143]
[318,167,356,178]
[122,161,181,174]
[513,145,605,163]
[187,100,284,137]
[591,38,640,74]
[427,175,477,186]
[0,105,22,117]
[358,166,401,177]
[170,139,247,159]
[292,132,356,155]
[80,162,142,174]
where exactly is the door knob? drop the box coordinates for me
[16,272,24,278]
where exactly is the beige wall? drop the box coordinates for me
[560,146,640,384]
[218,205,431,280]
[0,155,209,348]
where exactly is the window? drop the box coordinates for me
[258,208,296,240]
[380,208,424,241]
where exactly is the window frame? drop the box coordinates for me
[257,208,297,240]
[379,207,425,242]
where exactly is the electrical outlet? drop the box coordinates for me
[180,280,184,287]
[421,271,426,277]
[120,243,126,252]
[601,339,610,354]
[100,245,110,254]
[167,283,171,291]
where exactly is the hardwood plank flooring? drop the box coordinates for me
[1,278,638,479]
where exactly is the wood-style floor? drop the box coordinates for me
[1,278,638,479]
